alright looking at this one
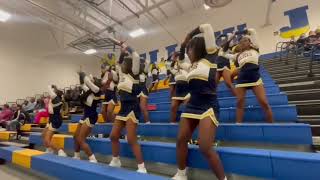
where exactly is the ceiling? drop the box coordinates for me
[0,0,233,56]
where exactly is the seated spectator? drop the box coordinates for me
[22,97,36,113]
[0,104,13,128]
[7,104,30,139]
[34,97,49,124]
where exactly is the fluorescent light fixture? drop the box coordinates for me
[84,49,97,55]
[0,9,11,22]
[203,4,211,10]
[129,28,145,38]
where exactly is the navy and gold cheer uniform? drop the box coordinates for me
[47,86,63,131]
[79,76,101,127]
[180,24,220,127]
[116,51,141,123]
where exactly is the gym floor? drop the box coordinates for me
[0,164,56,180]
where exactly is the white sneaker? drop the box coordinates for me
[73,152,80,160]
[73,156,80,160]
[172,173,187,180]
[58,150,67,157]
[137,168,147,173]
[45,148,53,154]
[89,159,98,163]
[109,157,121,168]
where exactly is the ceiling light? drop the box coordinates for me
[0,9,11,22]
[84,49,97,55]
[129,28,145,38]
[203,4,211,10]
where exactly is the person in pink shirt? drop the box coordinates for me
[34,97,49,124]
[0,104,13,128]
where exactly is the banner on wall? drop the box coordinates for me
[140,5,313,59]
[280,5,310,39]
[100,53,116,66]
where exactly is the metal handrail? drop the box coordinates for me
[308,44,320,77]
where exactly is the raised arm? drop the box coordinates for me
[131,51,140,75]
[247,28,259,49]
[199,24,216,54]
[48,85,57,99]
[144,59,150,74]
[84,76,99,93]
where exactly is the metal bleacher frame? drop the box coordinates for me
[276,40,320,77]
[307,44,320,77]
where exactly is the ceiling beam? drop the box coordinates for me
[133,0,178,43]
[150,0,168,19]
[109,0,171,27]
[82,0,126,28]
[173,0,184,14]
[145,0,148,7]
[24,0,94,35]
[116,0,139,18]
[60,0,112,31]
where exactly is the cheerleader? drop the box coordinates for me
[101,64,119,122]
[138,58,151,123]
[73,73,101,163]
[149,63,159,92]
[109,45,147,173]
[233,29,274,123]
[216,34,237,96]
[42,85,67,157]
[169,47,191,124]
[173,24,226,180]
[168,53,178,98]
[230,45,241,80]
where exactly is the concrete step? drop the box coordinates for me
[266,63,320,75]
[294,104,320,115]
[280,81,320,91]
[270,69,320,79]
[287,89,320,101]
[275,74,320,84]
[261,57,308,66]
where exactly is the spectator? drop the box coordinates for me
[22,98,36,113]
[0,104,13,128]
[34,97,49,124]
[7,104,30,135]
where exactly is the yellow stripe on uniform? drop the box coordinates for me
[172,93,191,101]
[181,108,219,127]
[235,78,263,88]
[187,76,208,82]
[51,134,72,149]
[201,59,217,68]
[116,111,139,124]
[12,149,45,168]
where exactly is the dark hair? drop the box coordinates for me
[139,62,145,74]
[122,56,133,74]
[187,37,207,61]
[3,104,9,108]
[56,89,64,97]
[17,104,22,109]
[93,77,102,88]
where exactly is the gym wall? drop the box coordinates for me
[0,22,100,104]
[128,0,320,62]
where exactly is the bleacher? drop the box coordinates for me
[261,41,320,140]
[2,56,320,179]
